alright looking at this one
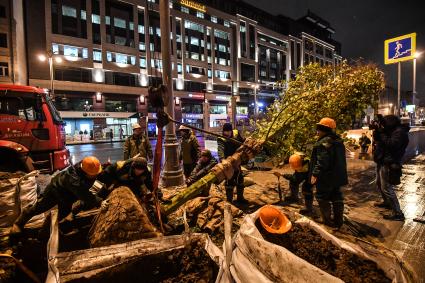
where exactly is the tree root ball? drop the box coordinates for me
[89,187,161,247]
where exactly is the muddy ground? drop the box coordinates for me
[66,240,218,283]
[256,220,390,283]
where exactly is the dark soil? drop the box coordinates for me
[67,240,218,283]
[256,220,391,283]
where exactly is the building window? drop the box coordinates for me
[52,43,59,54]
[177,64,183,74]
[215,70,230,79]
[156,27,161,36]
[105,16,110,25]
[140,57,146,68]
[114,17,126,29]
[0,62,8,77]
[181,6,189,14]
[208,69,212,78]
[139,42,146,51]
[211,16,217,23]
[81,10,86,20]
[116,53,128,64]
[218,44,226,52]
[214,29,228,40]
[218,58,226,65]
[82,48,88,59]
[190,37,199,46]
[106,52,112,62]
[190,53,199,60]
[184,21,204,33]
[0,33,7,48]
[64,45,79,57]
[150,43,155,52]
[138,25,145,34]
[93,50,102,62]
[224,20,230,27]
[241,63,255,82]
[92,14,100,24]
[151,59,162,69]
[196,11,204,19]
[62,5,77,18]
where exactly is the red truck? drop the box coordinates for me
[0,84,70,172]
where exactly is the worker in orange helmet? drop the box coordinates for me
[309,118,348,228]
[283,152,314,215]
[11,156,105,235]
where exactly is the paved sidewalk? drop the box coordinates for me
[241,155,425,281]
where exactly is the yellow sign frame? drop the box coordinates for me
[384,33,416,65]
[180,0,206,13]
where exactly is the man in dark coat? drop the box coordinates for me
[310,118,348,228]
[359,133,371,154]
[217,123,246,204]
[373,115,409,221]
[186,149,218,187]
[11,156,104,234]
[179,125,201,178]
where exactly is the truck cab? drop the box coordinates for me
[0,84,70,172]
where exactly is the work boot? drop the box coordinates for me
[374,201,391,209]
[300,198,314,216]
[284,195,299,203]
[225,187,234,203]
[383,211,405,221]
[332,202,344,228]
[236,187,248,204]
[318,201,333,227]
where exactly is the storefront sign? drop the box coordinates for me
[215,95,231,101]
[180,0,206,12]
[188,93,205,99]
[182,113,203,119]
[210,114,228,120]
[59,111,136,119]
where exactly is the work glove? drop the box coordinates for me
[100,200,109,212]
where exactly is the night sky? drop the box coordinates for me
[244,0,425,98]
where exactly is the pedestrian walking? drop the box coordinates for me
[309,118,348,228]
[186,149,218,187]
[123,123,153,160]
[11,156,104,234]
[109,128,113,143]
[283,152,314,215]
[359,132,371,154]
[119,126,124,140]
[179,125,201,178]
[218,123,246,204]
[372,115,409,221]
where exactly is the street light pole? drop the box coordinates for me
[397,62,401,116]
[159,0,184,187]
[254,85,258,123]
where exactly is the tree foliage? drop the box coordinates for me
[251,61,385,159]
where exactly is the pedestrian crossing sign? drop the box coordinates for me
[384,33,416,64]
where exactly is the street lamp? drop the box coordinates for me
[38,50,62,98]
[253,84,259,122]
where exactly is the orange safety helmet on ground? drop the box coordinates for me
[258,205,292,234]
[81,156,102,176]
[288,153,303,171]
[317,117,337,130]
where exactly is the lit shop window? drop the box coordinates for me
[93,50,102,62]
[62,5,77,18]
[196,11,204,19]
[64,45,79,57]
[92,14,100,24]
[181,6,189,14]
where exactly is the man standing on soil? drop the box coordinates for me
[309,118,348,228]
[359,133,371,154]
[179,125,201,178]
[124,123,153,161]
[11,156,104,234]
[373,115,409,221]
[218,123,247,204]
[186,149,218,187]
[283,152,314,215]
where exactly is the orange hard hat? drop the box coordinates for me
[289,154,303,171]
[81,156,102,176]
[258,205,292,234]
[317,117,336,130]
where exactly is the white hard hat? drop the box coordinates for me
[179,125,190,131]
[132,123,142,130]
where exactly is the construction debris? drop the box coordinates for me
[88,187,161,247]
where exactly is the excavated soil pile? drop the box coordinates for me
[256,220,391,283]
[88,186,161,247]
[67,240,218,283]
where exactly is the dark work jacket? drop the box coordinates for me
[180,134,201,165]
[47,162,102,208]
[374,125,409,165]
[98,160,153,198]
[217,130,244,162]
[187,157,218,185]
[309,133,348,188]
